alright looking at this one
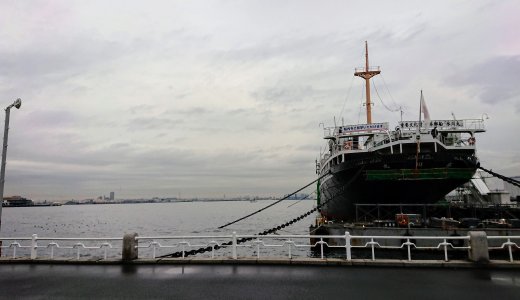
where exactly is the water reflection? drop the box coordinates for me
[491,272,520,287]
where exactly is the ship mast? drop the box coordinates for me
[354,41,381,124]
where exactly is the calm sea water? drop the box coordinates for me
[0,200,316,258]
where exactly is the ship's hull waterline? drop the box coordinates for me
[318,146,478,221]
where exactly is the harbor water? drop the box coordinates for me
[0,200,316,258]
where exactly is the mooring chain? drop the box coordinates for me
[478,166,520,188]
[158,165,512,258]
[159,197,326,258]
[158,173,331,258]
[217,172,331,229]
[158,169,363,259]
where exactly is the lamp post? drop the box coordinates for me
[0,98,22,240]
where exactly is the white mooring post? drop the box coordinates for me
[232,232,237,259]
[122,233,139,261]
[320,237,324,259]
[468,231,489,263]
[370,238,376,261]
[30,234,37,259]
[345,231,352,261]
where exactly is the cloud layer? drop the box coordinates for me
[0,0,519,200]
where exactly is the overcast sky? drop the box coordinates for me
[0,0,519,200]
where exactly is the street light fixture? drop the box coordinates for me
[0,98,22,240]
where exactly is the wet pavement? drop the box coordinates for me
[1,264,519,299]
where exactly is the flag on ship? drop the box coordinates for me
[420,91,430,126]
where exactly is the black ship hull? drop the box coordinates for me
[317,43,485,222]
[319,144,478,222]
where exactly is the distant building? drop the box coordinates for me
[2,196,33,207]
[110,192,115,201]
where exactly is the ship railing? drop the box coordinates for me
[1,233,519,263]
[322,126,335,137]
[462,119,486,131]
[354,66,380,73]
[354,203,520,224]
[399,119,485,132]
[332,141,364,153]
[371,137,392,148]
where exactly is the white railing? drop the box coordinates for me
[345,234,470,262]
[0,234,122,260]
[136,235,232,259]
[135,232,503,262]
[399,119,485,132]
[1,233,519,262]
[487,236,520,262]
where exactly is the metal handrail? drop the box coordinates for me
[134,233,474,262]
[487,236,520,262]
[0,234,122,260]
[1,233,518,262]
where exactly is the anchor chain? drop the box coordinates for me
[159,166,512,258]
[478,166,520,188]
[159,169,363,258]
[159,197,325,258]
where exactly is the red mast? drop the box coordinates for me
[354,41,380,124]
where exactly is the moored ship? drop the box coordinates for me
[317,42,485,222]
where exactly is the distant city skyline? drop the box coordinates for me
[1,1,519,200]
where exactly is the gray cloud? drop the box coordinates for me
[1,0,518,200]
[252,85,317,104]
[215,33,351,62]
[127,116,184,131]
[446,55,520,105]
[0,39,126,97]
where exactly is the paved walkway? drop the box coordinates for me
[1,263,519,299]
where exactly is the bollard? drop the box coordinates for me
[232,231,237,259]
[30,234,38,259]
[468,231,489,263]
[122,233,138,261]
[345,231,351,261]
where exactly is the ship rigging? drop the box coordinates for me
[317,42,486,221]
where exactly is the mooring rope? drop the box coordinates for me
[217,171,330,229]
[478,166,520,187]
